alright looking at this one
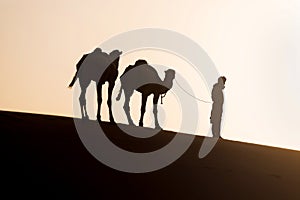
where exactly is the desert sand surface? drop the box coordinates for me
[1,110,300,199]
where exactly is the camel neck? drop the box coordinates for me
[162,76,174,92]
[111,58,120,69]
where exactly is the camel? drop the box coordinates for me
[69,48,122,123]
[116,60,176,128]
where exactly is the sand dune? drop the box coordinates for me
[1,111,300,199]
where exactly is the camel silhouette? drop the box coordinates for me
[69,48,122,122]
[116,60,175,129]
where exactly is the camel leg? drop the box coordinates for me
[79,93,85,119]
[96,83,102,122]
[153,94,160,129]
[79,87,89,120]
[107,81,115,123]
[123,90,134,125]
[139,93,148,127]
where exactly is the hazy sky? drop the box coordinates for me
[0,0,299,151]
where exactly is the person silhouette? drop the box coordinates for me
[210,76,226,138]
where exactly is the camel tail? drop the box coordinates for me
[68,71,78,88]
[116,85,123,101]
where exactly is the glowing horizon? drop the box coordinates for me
[1,0,299,151]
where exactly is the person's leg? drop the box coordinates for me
[212,120,221,138]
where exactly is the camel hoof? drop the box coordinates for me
[97,117,101,123]
[155,125,162,130]
[128,121,134,126]
[82,116,89,121]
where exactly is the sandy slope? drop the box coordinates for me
[1,111,299,199]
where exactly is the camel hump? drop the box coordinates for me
[134,59,148,66]
[121,59,149,77]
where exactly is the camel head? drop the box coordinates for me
[161,69,176,91]
[110,49,122,57]
[108,50,122,67]
[109,50,122,60]
[164,69,176,80]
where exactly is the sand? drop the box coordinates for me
[1,110,300,199]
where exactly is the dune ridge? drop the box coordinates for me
[1,110,300,199]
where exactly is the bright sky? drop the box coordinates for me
[0,0,299,151]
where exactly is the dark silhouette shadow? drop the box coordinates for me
[3,110,300,199]
[116,60,175,129]
[210,76,226,137]
[69,48,122,122]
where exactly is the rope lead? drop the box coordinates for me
[174,79,212,104]
[161,93,167,104]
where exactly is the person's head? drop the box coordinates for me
[218,76,226,84]
[218,76,226,89]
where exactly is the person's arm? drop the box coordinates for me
[211,85,217,102]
